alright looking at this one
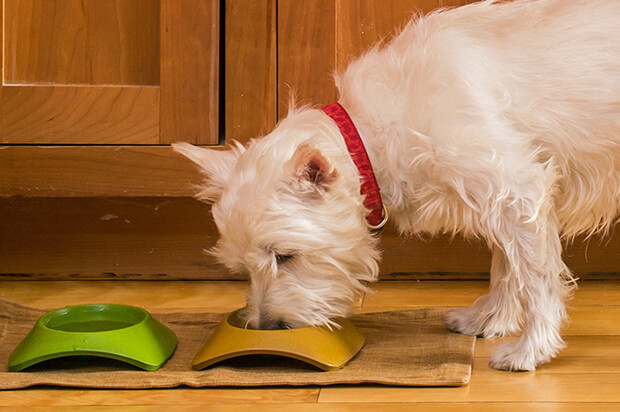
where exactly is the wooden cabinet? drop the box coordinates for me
[1,0,476,197]
[1,0,618,280]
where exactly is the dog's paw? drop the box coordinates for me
[489,341,540,371]
[445,304,521,338]
[445,307,519,338]
[444,307,485,336]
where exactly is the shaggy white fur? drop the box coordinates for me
[174,0,620,371]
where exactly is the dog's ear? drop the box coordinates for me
[172,142,243,201]
[286,144,338,192]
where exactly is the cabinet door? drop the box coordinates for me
[1,0,220,145]
[0,0,277,197]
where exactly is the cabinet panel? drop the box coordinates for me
[1,86,159,144]
[225,0,277,144]
[160,0,220,144]
[4,0,160,85]
[277,0,337,118]
[336,0,451,69]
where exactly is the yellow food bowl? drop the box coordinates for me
[192,309,365,371]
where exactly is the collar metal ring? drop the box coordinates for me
[366,204,389,231]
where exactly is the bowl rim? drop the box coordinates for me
[38,303,150,334]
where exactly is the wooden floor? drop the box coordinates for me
[1,279,619,411]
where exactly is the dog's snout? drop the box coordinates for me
[258,317,289,330]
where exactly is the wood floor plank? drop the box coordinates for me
[0,280,367,312]
[0,280,248,312]
[211,404,620,412]
[1,279,614,311]
[567,306,620,335]
[475,335,620,358]
[363,280,485,307]
[364,280,620,307]
[2,404,620,412]
[353,305,620,335]
[0,389,319,407]
[3,404,619,412]
[473,356,620,374]
[318,373,620,403]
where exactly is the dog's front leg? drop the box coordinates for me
[487,215,572,371]
[445,246,523,338]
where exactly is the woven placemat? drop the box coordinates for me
[0,298,474,389]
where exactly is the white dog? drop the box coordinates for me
[173,0,620,371]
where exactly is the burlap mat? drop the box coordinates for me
[0,298,474,389]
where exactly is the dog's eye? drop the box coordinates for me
[275,253,295,264]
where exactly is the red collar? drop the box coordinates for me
[321,103,388,230]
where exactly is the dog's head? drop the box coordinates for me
[173,108,380,329]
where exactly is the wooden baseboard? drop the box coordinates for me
[0,145,207,198]
[1,197,619,280]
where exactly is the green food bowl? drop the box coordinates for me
[8,304,177,372]
[192,308,365,371]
